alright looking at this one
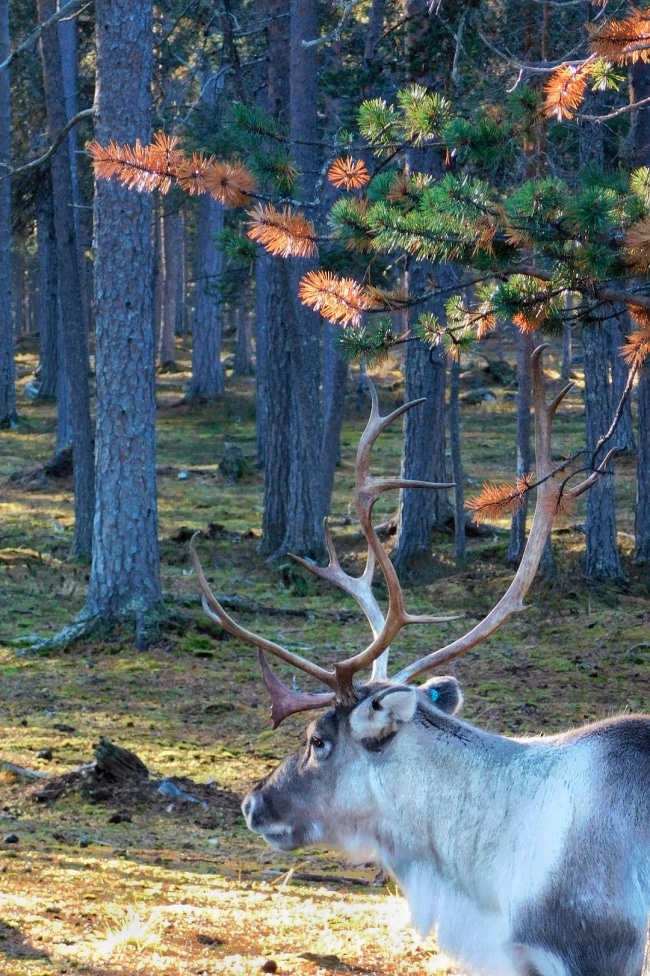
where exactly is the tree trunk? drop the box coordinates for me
[255,251,270,466]
[321,323,349,515]
[187,194,225,400]
[85,0,161,638]
[583,323,624,581]
[391,0,451,576]
[58,4,91,338]
[392,335,448,576]
[260,256,292,554]
[254,0,288,469]
[12,253,24,336]
[634,360,650,567]
[0,0,16,429]
[35,175,59,400]
[448,355,466,561]
[38,0,94,556]
[608,317,635,452]
[631,58,650,571]
[233,307,253,376]
[158,200,183,368]
[279,0,325,557]
[507,330,534,564]
[258,0,325,558]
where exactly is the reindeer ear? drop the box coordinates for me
[421,676,463,714]
[349,687,417,741]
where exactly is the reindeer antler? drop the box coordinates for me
[392,344,615,684]
[190,379,453,716]
[191,347,607,724]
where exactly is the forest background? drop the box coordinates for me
[0,2,650,975]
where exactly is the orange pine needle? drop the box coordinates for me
[204,161,257,206]
[88,138,165,193]
[246,204,318,258]
[147,132,185,171]
[513,308,547,333]
[298,270,373,326]
[466,476,532,525]
[621,308,650,369]
[624,218,650,270]
[475,312,496,339]
[588,9,650,64]
[175,152,213,195]
[543,65,589,121]
[328,156,370,190]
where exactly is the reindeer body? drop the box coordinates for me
[243,681,650,976]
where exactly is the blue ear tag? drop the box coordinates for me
[428,688,439,703]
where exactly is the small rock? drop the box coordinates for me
[107,812,132,824]
[196,933,225,946]
[261,962,278,974]
[4,833,19,844]
[37,748,53,760]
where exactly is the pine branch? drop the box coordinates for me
[588,10,650,65]
[89,134,257,205]
[466,476,532,525]
[247,204,318,258]
[0,0,88,74]
[543,64,591,121]
[4,108,93,179]
[328,156,370,190]
[297,270,375,326]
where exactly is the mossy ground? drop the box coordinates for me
[0,335,648,975]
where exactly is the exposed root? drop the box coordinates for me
[11,603,187,655]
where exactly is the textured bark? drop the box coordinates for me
[35,178,59,400]
[0,0,16,428]
[187,194,225,400]
[392,336,448,576]
[85,0,161,630]
[38,0,94,555]
[12,255,24,335]
[634,361,650,567]
[258,0,325,557]
[448,355,466,561]
[507,330,534,565]
[233,307,253,376]
[58,6,91,338]
[279,0,325,557]
[608,318,635,452]
[254,0,287,470]
[158,200,183,367]
[259,257,292,555]
[321,323,349,514]
[583,324,624,581]
[631,60,650,569]
[255,251,270,466]
[363,0,386,68]
[391,0,451,575]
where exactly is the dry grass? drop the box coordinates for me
[0,333,648,975]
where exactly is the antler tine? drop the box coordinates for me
[292,519,390,679]
[189,532,339,694]
[331,379,456,700]
[392,344,584,685]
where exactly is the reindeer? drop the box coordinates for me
[190,347,650,976]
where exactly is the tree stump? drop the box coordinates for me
[93,737,149,782]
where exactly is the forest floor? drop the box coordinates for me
[0,335,648,976]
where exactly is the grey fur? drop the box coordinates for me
[242,681,650,976]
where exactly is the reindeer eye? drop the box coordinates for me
[310,735,325,750]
